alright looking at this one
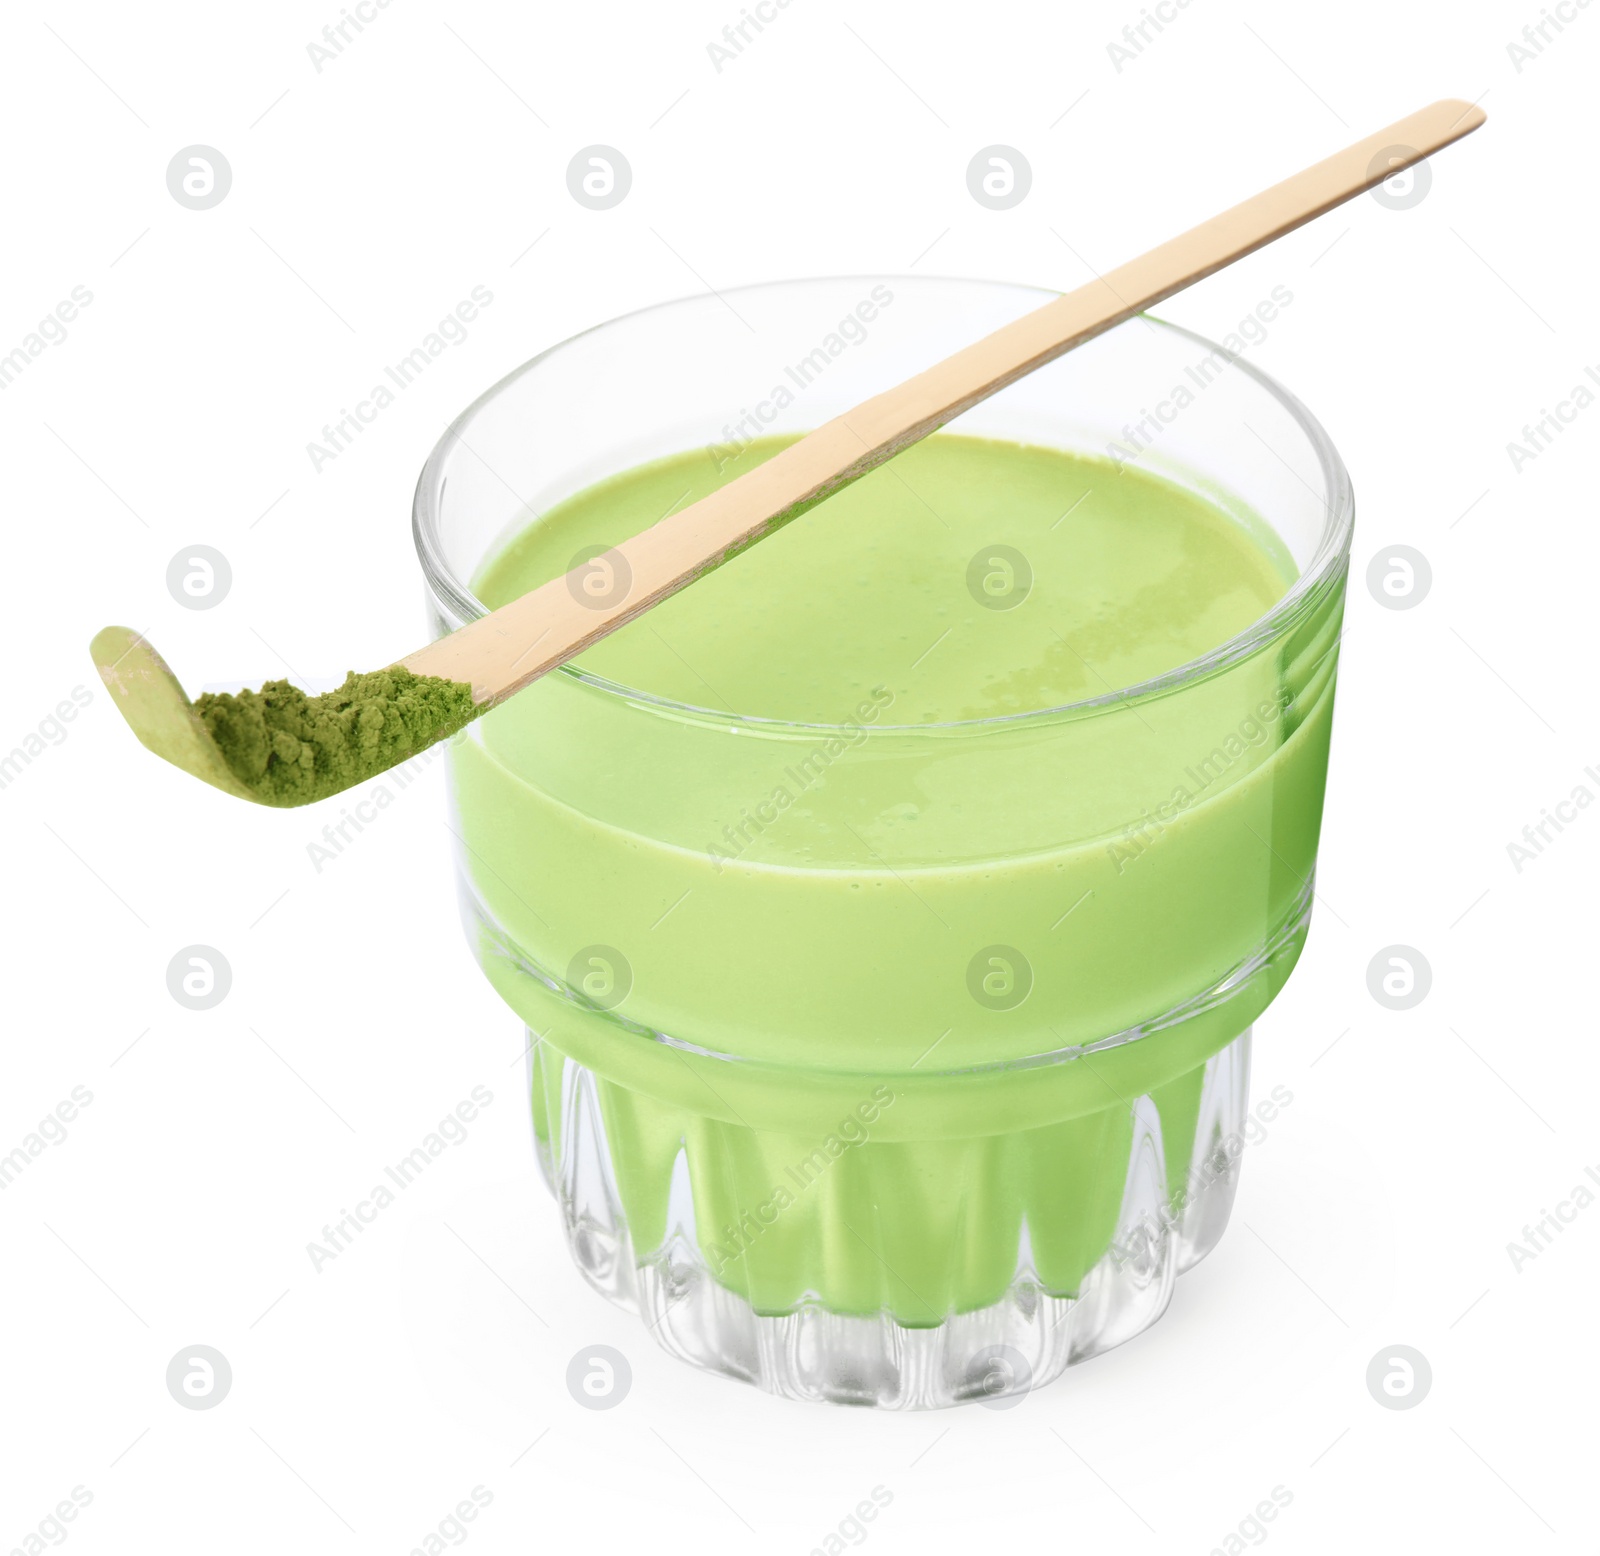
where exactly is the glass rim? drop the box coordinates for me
[413,273,1355,735]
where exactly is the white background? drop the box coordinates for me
[2,1,1594,1551]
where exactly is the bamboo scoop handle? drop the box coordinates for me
[404,98,1484,705]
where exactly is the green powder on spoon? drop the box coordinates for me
[193,667,479,807]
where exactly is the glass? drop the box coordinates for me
[414,276,1352,1409]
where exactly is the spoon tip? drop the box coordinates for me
[89,625,264,805]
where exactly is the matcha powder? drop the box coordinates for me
[194,667,480,806]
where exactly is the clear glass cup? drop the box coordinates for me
[414,276,1352,1409]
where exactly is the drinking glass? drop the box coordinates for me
[414,276,1352,1408]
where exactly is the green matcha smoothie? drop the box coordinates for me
[485,434,1293,723]
[446,432,1342,1330]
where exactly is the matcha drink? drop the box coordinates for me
[447,432,1339,1384]
[418,278,1352,1407]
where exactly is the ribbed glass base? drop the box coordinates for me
[530,1030,1251,1409]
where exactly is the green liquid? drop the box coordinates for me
[452,434,1341,1320]
[483,434,1294,723]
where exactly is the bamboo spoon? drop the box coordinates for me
[94,98,1485,807]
